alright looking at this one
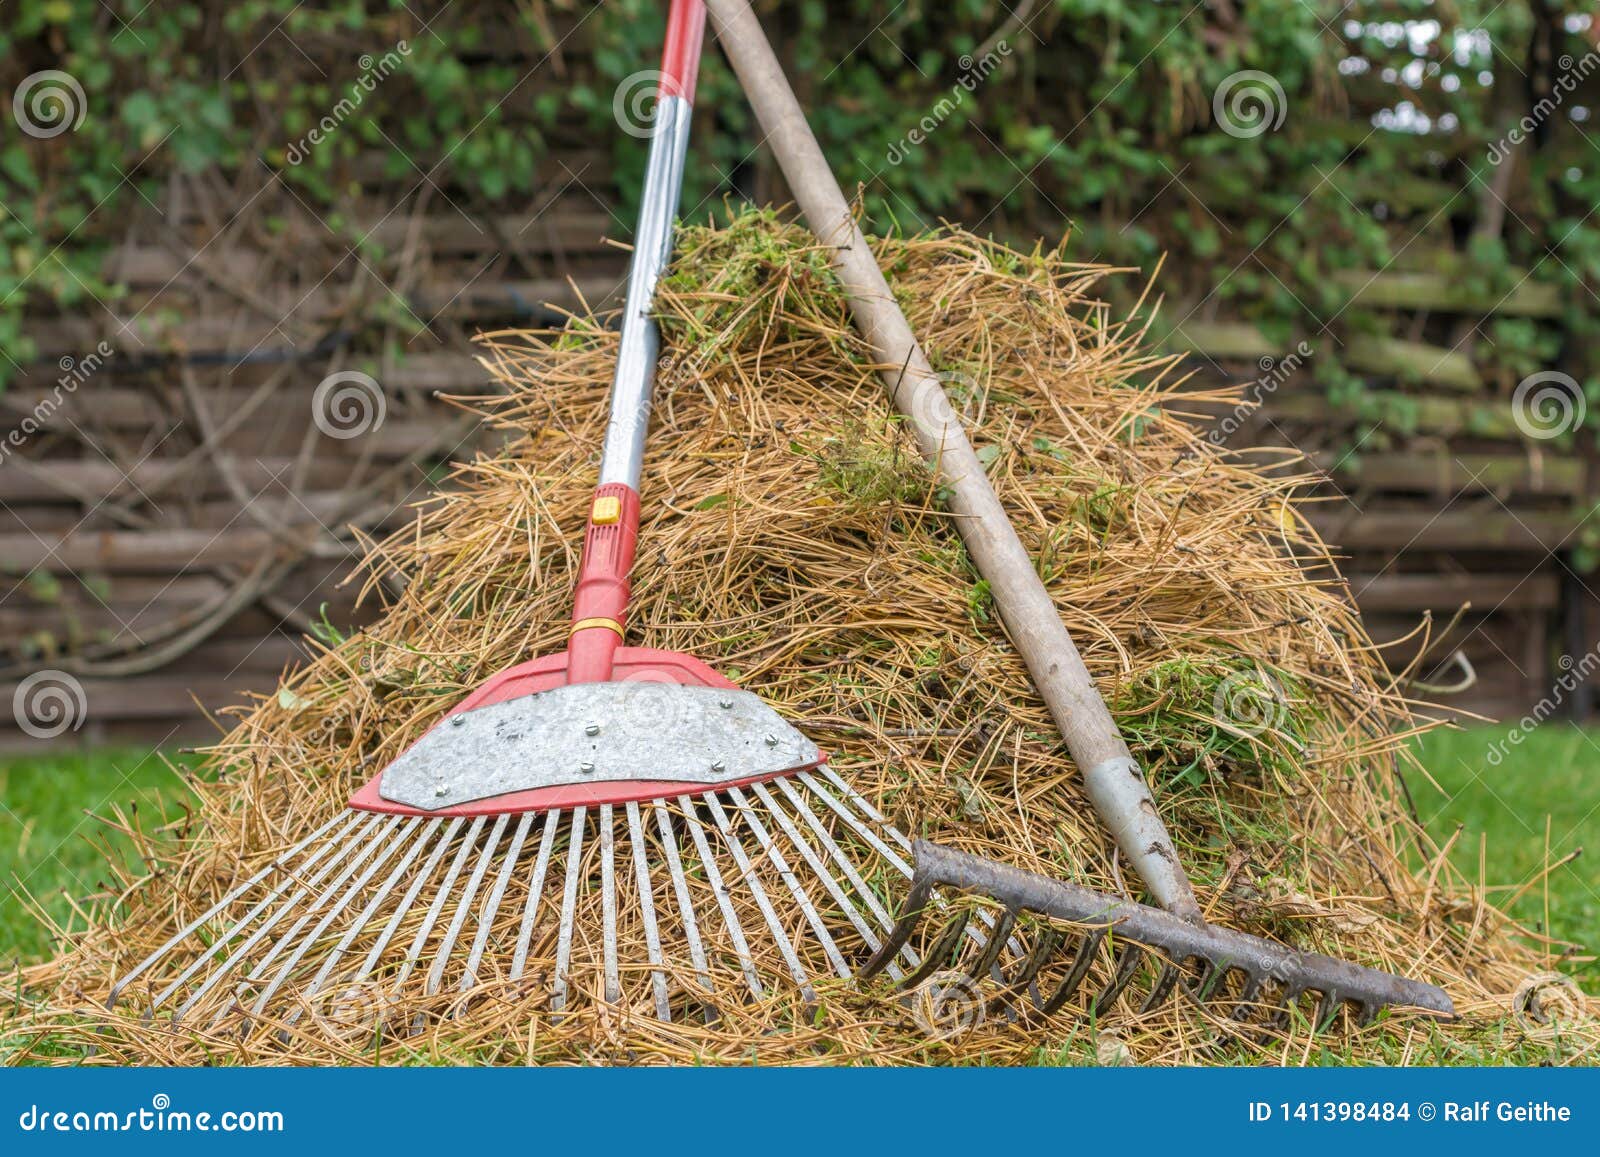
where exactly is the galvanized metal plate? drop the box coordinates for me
[379,682,822,811]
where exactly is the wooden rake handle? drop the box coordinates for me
[703,0,1203,921]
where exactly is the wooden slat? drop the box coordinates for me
[1342,335,1482,392]
[1318,451,1585,497]
[1270,392,1526,440]
[1347,572,1561,613]
[1309,508,1580,551]
[1332,270,1561,317]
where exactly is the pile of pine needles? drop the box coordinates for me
[6,208,1593,1066]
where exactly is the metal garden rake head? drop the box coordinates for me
[106,0,947,1031]
[862,842,1455,1035]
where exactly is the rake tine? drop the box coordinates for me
[169,813,388,1020]
[599,804,620,1005]
[1040,928,1107,1016]
[1315,989,1347,1032]
[1229,972,1265,1022]
[700,791,813,1000]
[796,770,912,875]
[293,817,446,1020]
[460,812,535,993]
[796,775,1004,960]
[626,801,672,1021]
[135,812,365,1014]
[238,815,404,994]
[768,777,921,979]
[1090,943,1146,1018]
[900,910,972,989]
[677,795,764,1001]
[1140,959,1183,1013]
[108,812,352,1009]
[773,777,912,955]
[344,817,464,1000]
[392,816,486,1005]
[652,798,715,1015]
[995,925,1061,1011]
[968,908,1015,982]
[510,810,562,982]
[247,815,424,1018]
[748,782,886,977]
[552,805,588,1015]
[426,813,511,997]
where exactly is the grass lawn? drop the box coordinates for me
[0,726,1592,1066]
[1413,725,1598,985]
[0,748,197,967]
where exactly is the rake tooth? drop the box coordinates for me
[1040,927,1106,1016]
[425,813,511,997]
[510,810,562,981]
[1139,959,1183,1013]
[699,791,813,1001]
[460,812,535,993]
[997,925,1061,1009]
[795,770,912,876]
[133,811,365,1014]
[238,814,404,994]
[900,909,972,988]
[108,812,352,1009]
[1229,972,1265,1022]
[343,817,465,999]
[391,815,486,1003]
[727,785,850,980]
[600,804,620,1005]
[552,805,588,1015]
[246,815,424,1018]
[169,812,388,1020]
[292,816,446,1022]
[1315,988,1346,1032]
[750,780,898,980]
[677,795,764,1001]
[773,778,911,953]
[1090,943,1145,1018]
[652,798,715,1014]
[968,908,1016,982]
[626,800,671,1021]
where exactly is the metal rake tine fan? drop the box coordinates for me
[107,0,940,1033]
[700,0,1456,1032]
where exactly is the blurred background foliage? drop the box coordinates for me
[1,0,1595,404]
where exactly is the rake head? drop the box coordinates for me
[861,841,1456,1034]
[108,647,934,1031]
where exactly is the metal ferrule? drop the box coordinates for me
[598,93,694,490]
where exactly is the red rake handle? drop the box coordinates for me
[568,0,705,683]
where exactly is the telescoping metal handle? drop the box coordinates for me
[568,0,705,685]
